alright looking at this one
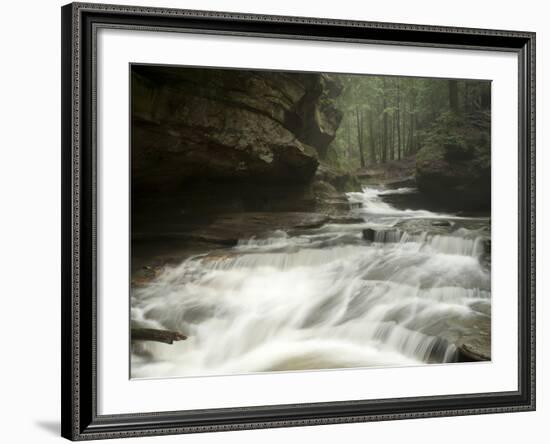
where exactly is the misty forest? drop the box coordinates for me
[131,66,491,378]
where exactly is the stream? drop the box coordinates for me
[131,187,491,378]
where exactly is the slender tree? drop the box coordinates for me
[449,79,459,114]
[396,80,402,160]
[382,78,388,162]
[367,109,377,164]
[355,107,366,168]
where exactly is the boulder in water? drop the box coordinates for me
[457,342,491,362]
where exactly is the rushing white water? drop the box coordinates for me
[131,187,491,378]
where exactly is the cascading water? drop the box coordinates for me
[131,187,491,378]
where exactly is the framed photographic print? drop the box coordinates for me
[61,2,536,440]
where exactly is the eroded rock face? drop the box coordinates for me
[132,66,342,193]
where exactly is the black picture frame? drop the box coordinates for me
[61,2,536,440]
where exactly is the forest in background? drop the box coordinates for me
[327,76,491,171]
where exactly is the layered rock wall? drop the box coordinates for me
[132,66,342,194]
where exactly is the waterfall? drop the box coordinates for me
[131,187,491,378]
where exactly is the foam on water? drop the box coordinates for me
[131,187,490,378]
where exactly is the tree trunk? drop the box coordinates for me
[346,112,352,161]
[368,109,376,164]
[355,107,366,168]
[480,84,491,110]
[382,79,388,162]
[390,113,395,161]
[449,79,459,114]
[396,82,402,160]
[378,116,383,161]
[465,82,472,114]
[409,87,417,154]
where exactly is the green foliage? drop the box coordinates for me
[417,112,468,162]
[417,110,491,166]
[325,75,491,173]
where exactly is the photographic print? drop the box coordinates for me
[130,64,492,379]
[62,5,536,438]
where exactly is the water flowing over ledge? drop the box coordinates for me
[131,187,491,378]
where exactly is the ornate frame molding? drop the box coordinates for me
[61,2,535,440]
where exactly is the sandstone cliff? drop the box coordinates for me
[132,65,343,194]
